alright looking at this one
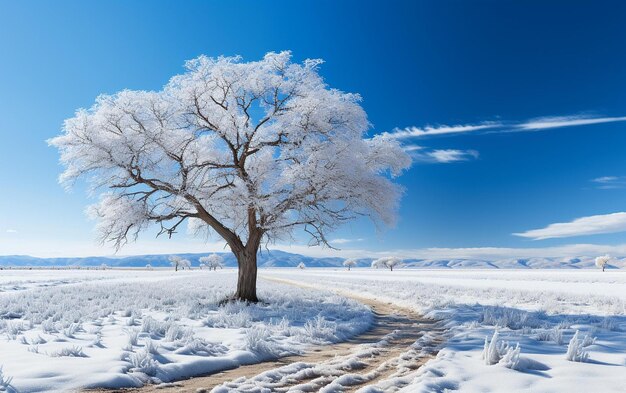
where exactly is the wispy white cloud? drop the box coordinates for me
[384,114,626,140]
[518,115,626,131]
[594,176,619,183]
[427,149,479,163]
[384,113,626,166]
[403,145,479,164]
[386,122,501,139]
[402,145,424,152]
[330,238,364,245]
[5,229,17,234]
[513,212,626,240]
[591,176,626,189]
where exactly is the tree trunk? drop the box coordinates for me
[234,250,258,302]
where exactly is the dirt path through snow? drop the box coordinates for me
[86,276,443,392]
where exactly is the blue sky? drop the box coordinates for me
[1,0,626,258]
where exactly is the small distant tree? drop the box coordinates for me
[169,255,180,271]
[371,258,383,270]
[343,258,357,271]
[200,254,224,271]
[179,259,191,270]
[297,262,306,269]
[169,255,190,272]
[100,263,109,270]
[595,255,611,272]
[371,256,402,271]
[145,264,153,270]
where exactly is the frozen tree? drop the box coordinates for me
[386,257,403,271]
[297,262,306,269]
[179,259,191,270]
[371,256,402,271]
[595,254,611,272]
[100,263,109,270]
[200,254,224,271]
[168,255,190,272]
[50,51,410,301]
[343,258,357,271]
[145,264,153,270]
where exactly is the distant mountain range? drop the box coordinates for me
[0,250,623,269]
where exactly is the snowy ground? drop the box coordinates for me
[0,268,624,392]
[263,269,626,392]
[0,269,371,392]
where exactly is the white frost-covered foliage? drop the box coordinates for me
[595,255,611,271]
[49,51,411,252]
[199,254,224,270]
[371,256,402,271]
[343,258,357,270]
[566,330,589,362]
[297,262,306,269]
[168,255,190,271]
[482,330,521,369]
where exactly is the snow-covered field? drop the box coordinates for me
[0,268,624,392]
[0,269,371,392]
[264,269,626,392]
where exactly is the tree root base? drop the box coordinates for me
[217,294,264,306]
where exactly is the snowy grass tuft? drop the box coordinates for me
[482,330,521,369]
[0,366,13,392]
[51,345,87,358]
[126,349,159,376]
[174,337,227,356]
[243,326,286,358]
[534,326,564,345]
[566,330,589,362]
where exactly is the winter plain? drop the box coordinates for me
[0,267,622,392]
[4,1,626,392]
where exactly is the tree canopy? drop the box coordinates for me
[50,51,411,300]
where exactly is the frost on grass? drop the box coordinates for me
[0,271,372,391]
[266,269,626,392]
[0,366,14,392]
[50,345,87,358]
[482,330,521,370]
[125,349,160,376]
[242,326,285,358]
[566,330,589,362]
